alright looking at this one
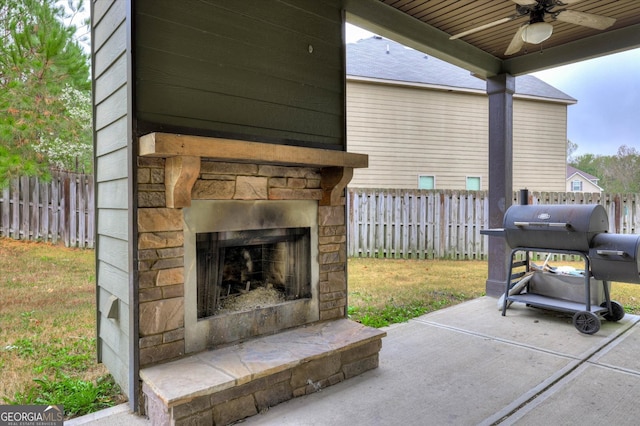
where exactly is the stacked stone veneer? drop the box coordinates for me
[136,157,349,367]
[140,319,385,425]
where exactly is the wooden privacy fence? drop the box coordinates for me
[348,189,640,260]
[0,171,95,248]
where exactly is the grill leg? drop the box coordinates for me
[583,254,591,312]
[502,249,517,316]
[602,279,612,315]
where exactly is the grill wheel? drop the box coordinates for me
[572,311,601,335]
[601,301,625,322]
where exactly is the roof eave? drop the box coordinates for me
[346,74,486,95]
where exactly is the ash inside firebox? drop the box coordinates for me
[217,285,285,314]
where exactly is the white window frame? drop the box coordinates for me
[466,176,481,191]
[571,180,583,191]
[418,175,436,190]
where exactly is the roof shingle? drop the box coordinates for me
[347,37,576,103]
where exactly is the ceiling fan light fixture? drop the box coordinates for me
[521,21,553,44]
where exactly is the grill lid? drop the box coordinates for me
[503,204,608,251]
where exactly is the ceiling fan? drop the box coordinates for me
[449,0,617,55]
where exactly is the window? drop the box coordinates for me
[418,175,435,189]
[571,180,583,191]
[466,176,481,191]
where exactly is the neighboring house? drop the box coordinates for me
[567,165,603,193]
[347,37,576,191]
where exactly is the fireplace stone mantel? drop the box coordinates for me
[139,132,368,208]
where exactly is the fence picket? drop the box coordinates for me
[70,174,77,247]
[30,177,40,240]
[41,182,49,241]
[396,191,401,256]
[11,179,19,239]
[51,175,60,245]
[375,191,384,257]
[78,174,86,248]
[1,186,9,237]
[427,192,435,258]
[418,193,426,259]
[87,174,95,248]
[21,176,30,239]
[409,192,418,258]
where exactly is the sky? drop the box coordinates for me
[345,24,639,158]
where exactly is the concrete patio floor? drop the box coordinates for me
[67,296,640,425]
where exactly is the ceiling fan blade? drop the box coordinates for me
[510,0,536,5]
[450,16,519,40]
[555,10,616,30]
[505,25,527,55]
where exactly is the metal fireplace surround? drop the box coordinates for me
[183,199,319,351]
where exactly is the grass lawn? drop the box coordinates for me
[2,238,640,416]
[347,257,488,327]
[0,238,123,417]
[348,257,640,327]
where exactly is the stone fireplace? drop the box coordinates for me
[136,133,386,424]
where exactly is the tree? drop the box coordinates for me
[571,145,640,193]
[566,139,578,163]
[602,145,640,193]
[571,153,602,180]
[0,0,91,186]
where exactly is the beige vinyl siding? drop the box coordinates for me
[92,0,131,398]
[347,80,568,191]
[513,100,567,192]
[347,81,488,189]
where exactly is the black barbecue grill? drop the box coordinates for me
[482,203,640,334]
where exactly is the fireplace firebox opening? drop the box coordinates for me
[196,227,311,318]
[184,200,320,352]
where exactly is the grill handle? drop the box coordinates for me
[513,221,571,229]
[596,249,628,257]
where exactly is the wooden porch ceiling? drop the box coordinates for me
[344,0,640,77]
